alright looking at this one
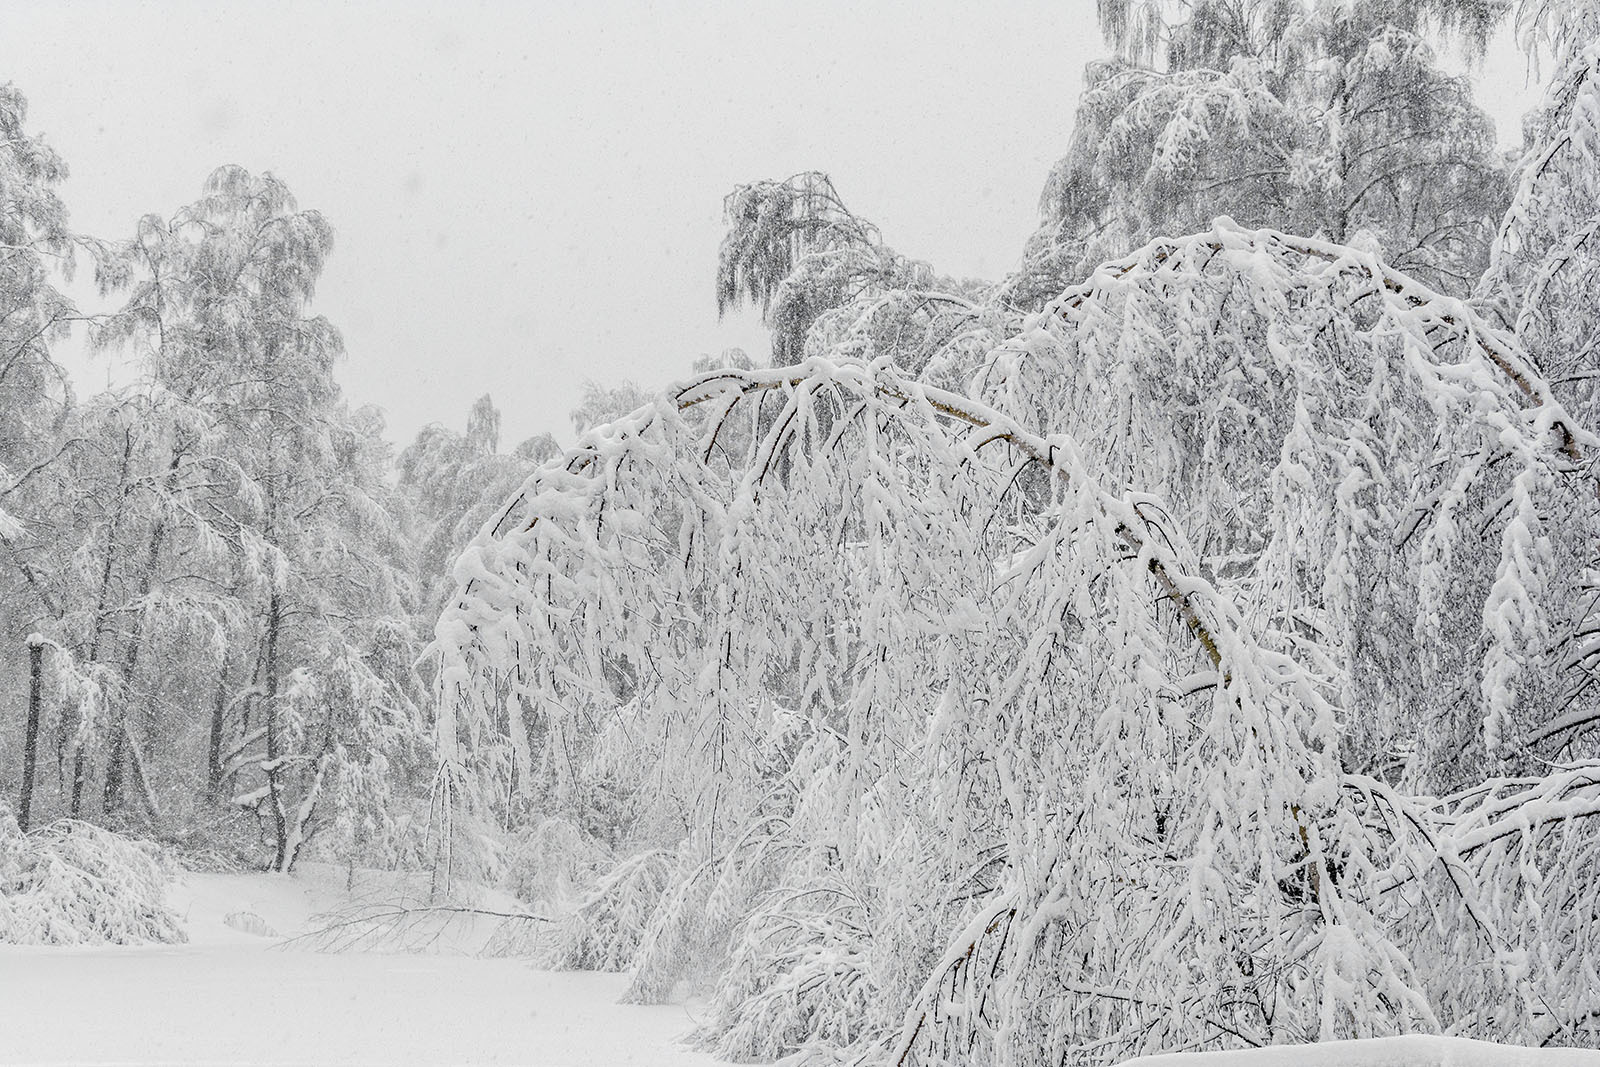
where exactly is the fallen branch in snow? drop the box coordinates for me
[286,901,551,954]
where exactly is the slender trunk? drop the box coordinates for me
[99,575,156,813]
[102,449,182,816]
[19,635,45,830]
[63,428,135,817]
[205,663,231,799]
[241,642,267,733]
[68,525,120,816]
[263,592,289,870]
[279,750,330,874]
[121,722,161,822]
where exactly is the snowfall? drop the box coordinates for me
[1,865,1595,1067]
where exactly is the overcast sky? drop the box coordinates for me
[5,1,1543,451]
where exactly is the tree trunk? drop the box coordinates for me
[102,449,182,816]
[205,664,230,800]
[120,721,162,823]
[18,634,45,831]
[68,518,121,818]
[263,592,289,870]
[279,750,331,874]
[63,428,135,817]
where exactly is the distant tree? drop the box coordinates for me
[569,379,655,435]
[0,83,76,636]
[690,347,756,375]
[715,175,1005,393]
[716,173,956,367]
[1007,0,1509,305]
[466,392,501,455]
[78,166,426,870]
[398,394,555,623]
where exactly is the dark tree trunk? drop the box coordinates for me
[18,635,45,831]
[263,593,289,871]
[205,664,230,800]
[64,428,135,818]
[102,449,182,816]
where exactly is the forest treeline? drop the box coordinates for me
[7,0,1600,1063]
[0,102,685,871]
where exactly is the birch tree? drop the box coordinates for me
[1008,0,1509,307]
[715,173,991,376]
[76,167,426,869]
[435,215,1600,1060]
[0,83,74,535]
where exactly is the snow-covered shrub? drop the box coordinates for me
[497,815,613,914]
[154,796,272,873]
[701,872,878,1062]
[537,846,680,972]
[0,815,184,945]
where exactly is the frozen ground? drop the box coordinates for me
[0,864,720,1066]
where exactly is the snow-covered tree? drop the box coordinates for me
[1478,2,1600,423]
[434,213,1600,1059]
[715,173,995,375]
[0,83,75,539]
[0,83,77,824]
[1008,0,1510,306]
[426,8,1600,1053]
[57,167,431,870]
[398,394,558,628]
[26,387,245,822]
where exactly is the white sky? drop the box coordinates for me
[5,1,1544,451]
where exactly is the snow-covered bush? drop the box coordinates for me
[0,814,184,945]
[536,846,680,972]
[701,870,879,1061]
[497,815,613,913]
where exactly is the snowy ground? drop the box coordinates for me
[0,865,721,1066]
[1122,1037,1600,1066]
[3,865,1593,1066]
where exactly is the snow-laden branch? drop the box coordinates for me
[431,222,1600,1063]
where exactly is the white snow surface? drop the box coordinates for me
[1119,1036,1600,1067]
[0,863,1592,1066]
[0,863,721,1066]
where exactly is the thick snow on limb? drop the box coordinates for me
[1117,1035,1600,1066]
[434,224,1600,1063]
[983,221,1600,782]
